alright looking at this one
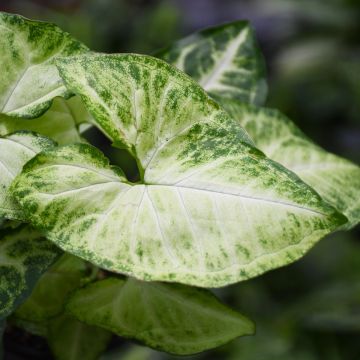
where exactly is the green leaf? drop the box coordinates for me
[218,99,360,229]
[0,132,56,220]
[66,277,254,355]
[0,225,61,320]
[0,12,88,118]
[14,254,90,322]
[12,54,346,287]
[156,21,267,105]
[0,97,91,145]
[48,314,111,360]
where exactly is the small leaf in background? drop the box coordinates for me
[14,254,91,323]
[0,132,55,220]
[48,314,111,360]
[0,97,92,145]
[0,226,61,320]
[0,12,88,118]
[156,21,267,106]
[67,277,254,355]
[218,99,360,229]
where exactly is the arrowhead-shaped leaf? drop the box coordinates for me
[11,54,347,287]
[0,132,55,220]
[0,12,88,118]
[0,97,91,145]
[15,254,90,322]
[66,277,254,355]
[218,99,360,229]
[0,225,61,320]
[48,314,111,360]
[156,21,267,105]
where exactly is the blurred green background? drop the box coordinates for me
[1,0,359,359]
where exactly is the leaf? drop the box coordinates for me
[218,99,360,229]
[56,53,254,155]
[156,21,267,105]
[0,132,55,220]
[0,11,88,118]
[12,54,347,287]
[14,254,90,322]
[0,97,91,145]
[66,277,254,355]
[48,314,111,360]
[0,225,61,320]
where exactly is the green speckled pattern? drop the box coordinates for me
[219,98,360,229]
[0,132,55,220]
[11,139,345,287]
[0,12,88,118]
[156,21,267,105]
[0,225,61,320]
[11,54,347,287]
[66,277,254,355]
[0,97,91,145]
[56,53,254,158]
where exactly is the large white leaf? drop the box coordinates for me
[218,99,360,229]
[11,54,346,287]
[156,21,267,105]
[66,277,254,355]
[0,12,88,118]
[0,132,55,220]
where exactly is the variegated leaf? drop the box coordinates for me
[11,148,345,288]
[156,21,267,105]
[0,225,61,320]
[218,99,360,229]
[0,132,55,220]
[11,54,346,287]
[67,277,254,355]
[0,12,88,118]
[0,97,91,145]
[56,54,254,156]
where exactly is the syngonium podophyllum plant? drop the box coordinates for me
[0,11,359,359]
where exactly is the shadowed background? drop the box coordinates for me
[1,1,359,359]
